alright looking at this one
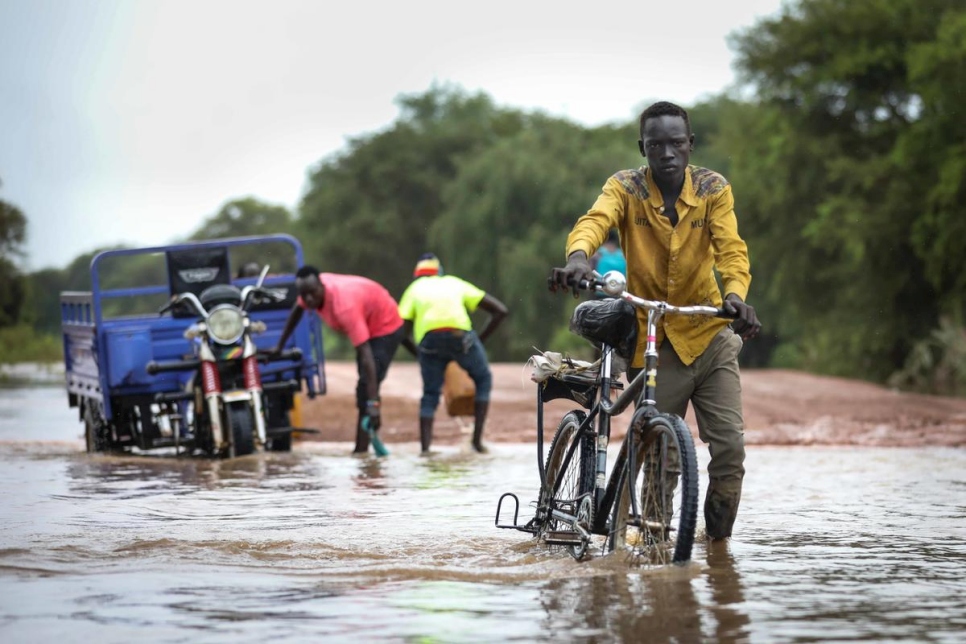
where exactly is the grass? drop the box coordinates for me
[0,325,63,364]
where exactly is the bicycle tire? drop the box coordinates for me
[608,411,699,564]
[542,410,596,557]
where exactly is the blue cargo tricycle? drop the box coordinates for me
[60,234,325,458]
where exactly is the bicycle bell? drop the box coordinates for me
[600,270,626,296]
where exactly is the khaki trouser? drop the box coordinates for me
[630,327,746,538]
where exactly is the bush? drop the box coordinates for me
[888,318,966,396]
[0,325,62,364]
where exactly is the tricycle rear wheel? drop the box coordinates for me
[265,401,292,452]
[83,401,107,453]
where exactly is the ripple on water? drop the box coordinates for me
[1,421,965,642]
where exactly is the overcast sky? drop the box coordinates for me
[0,0,785,270]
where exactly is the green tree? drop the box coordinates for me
[0,197,28,327]
[188,197,294,241]
[296,85,526,300]
[189,196,298,275]
[723,0,966,379]
[431,116,639,359]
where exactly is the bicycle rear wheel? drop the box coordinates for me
[542,410,596,559]
[608,411,699,565]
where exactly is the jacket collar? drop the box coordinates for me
[644,165,698,208]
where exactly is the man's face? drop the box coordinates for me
[296,275,325,309]
[638,115,693,187]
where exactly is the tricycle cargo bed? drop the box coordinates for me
[65,303,301,393]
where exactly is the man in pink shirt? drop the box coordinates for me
[274,265,404,454]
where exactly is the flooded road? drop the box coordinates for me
[1,386,965,642]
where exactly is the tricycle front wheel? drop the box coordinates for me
[226,401,255,457]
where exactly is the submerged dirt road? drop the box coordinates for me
[298,362,966,449]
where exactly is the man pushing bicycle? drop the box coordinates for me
[550,101,761,541]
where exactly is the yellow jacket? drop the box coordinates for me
[566,165,751,367]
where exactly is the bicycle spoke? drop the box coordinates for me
[608,412,699,566]
[541,410,596,559]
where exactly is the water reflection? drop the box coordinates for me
[352,456,386,492]
[64,452,331,495]
[415,450,483,490]
[534,543,750,642]
[704,542,750,642]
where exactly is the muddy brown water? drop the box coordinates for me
[1,386,965,642]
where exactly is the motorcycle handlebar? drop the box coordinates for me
[146,358,201,375]
[158,292,206,317]
[242,286,286,312]
[258,347,303,363]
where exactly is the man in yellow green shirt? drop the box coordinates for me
[550,101,761,540]
[399,254,508,454]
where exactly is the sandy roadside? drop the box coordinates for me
[297,362,966,449]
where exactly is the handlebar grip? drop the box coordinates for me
[563,276,598,290]
[716,307,739,320]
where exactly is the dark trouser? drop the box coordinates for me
[417,330,492,418]
[417,329,493,453]
[353,326,403,453]
[630,327,746,538]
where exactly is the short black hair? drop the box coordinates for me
[639,101,691,137]
[296,265,320,279]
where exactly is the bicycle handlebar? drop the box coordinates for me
[568,273,737,319]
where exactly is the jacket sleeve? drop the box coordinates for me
[708,185,752,300]
[565,177,625,260]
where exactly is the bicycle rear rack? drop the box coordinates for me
[495,493,539,534]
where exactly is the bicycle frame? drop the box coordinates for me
[536,288,724,537]
[535,315,646,536]
[496,271,729,557]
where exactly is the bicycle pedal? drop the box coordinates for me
[544,530,584,546]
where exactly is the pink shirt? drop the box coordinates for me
[298,273,402,347]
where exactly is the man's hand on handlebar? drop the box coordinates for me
[724,294,761,340]
[549,251,595,298]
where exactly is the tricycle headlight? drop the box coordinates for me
[206,305,244,344]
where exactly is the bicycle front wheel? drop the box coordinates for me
[608,411,699,565]
[542,410,596,558]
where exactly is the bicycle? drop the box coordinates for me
[495,270,736,565]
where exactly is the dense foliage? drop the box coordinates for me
[0,197,27,327]
[723,0,966,387]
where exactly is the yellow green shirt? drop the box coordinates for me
[397,275,486,344]
[566,165,752,367]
